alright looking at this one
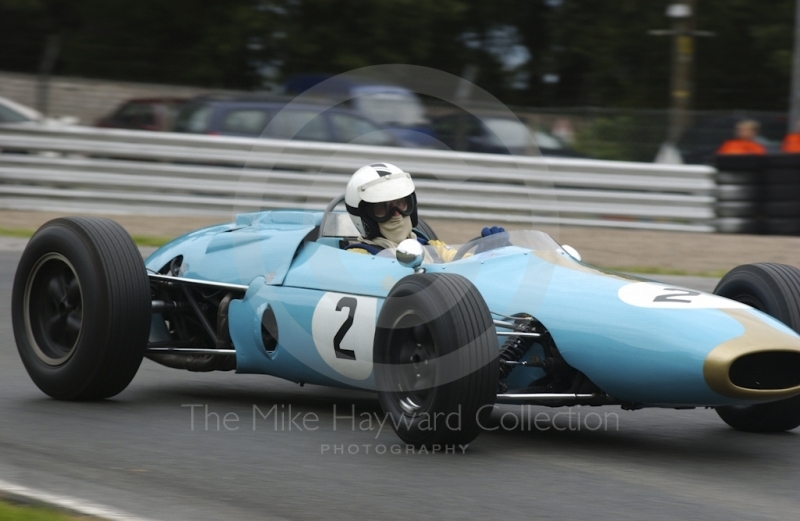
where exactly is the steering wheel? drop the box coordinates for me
[452,238,480,261]
[452,232,511,261]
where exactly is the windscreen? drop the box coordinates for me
[375,229,562,264]
[431,229,560,263]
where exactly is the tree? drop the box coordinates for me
[0,0,796,110]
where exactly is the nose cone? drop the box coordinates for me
[704,309,800,400]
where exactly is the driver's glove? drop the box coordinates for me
[481,226,505,237]
[476,226,509,254]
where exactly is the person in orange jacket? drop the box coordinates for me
[781,120,800,152]
[717,119,767,155]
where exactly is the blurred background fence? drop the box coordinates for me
[0,124,718,233]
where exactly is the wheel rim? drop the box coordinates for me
[23,253,83,366]
[386,311,437,415]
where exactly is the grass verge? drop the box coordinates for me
[0,227,36,239]
[129,235,171,248]
[0,227,170,248]
[0,497,93,520]
[607,265,728,279]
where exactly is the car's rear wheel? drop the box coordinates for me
[374,273,498,448]
[713,263,800,432]
[12,217,151,400]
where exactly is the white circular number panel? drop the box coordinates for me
[618,282,749,309]
[311,292,377,380]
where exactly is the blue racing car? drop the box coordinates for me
[11,199,800,447]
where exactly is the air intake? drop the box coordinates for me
[729,352,800,390]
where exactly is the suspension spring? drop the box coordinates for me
[498,315,536,381]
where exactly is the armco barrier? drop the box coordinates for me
[715,154,800,236]
[0,124,719,232]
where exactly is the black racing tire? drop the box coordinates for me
[715,201,756,218]
[765,201,800,218]
[716,184,757,202]
[716,171,758,185]
[374,273,498,448]
[764,218,800,236]
[765,169,800,185]
[11,217,151,400]
[713,263,800,432]
[766,183,800,201]
[414,217,438,242]
[714,217,759,234]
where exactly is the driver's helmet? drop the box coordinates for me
[345,163,418,239]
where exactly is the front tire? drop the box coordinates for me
[374,273,498,448]
[713,263,800,432]
[12,217,151,400]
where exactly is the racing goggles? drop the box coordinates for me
[366,195,414,222]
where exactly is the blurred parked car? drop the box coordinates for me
[0,95,43,123]
[0,95,79,125]
[173,95,423,147]
[283,74,439,148]
[431,113,585,157]
[95,98,187,131]
[677,113,787,164]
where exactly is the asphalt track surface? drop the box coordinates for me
[1,245,798,521]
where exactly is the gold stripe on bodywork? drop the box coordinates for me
[703,308,800,400]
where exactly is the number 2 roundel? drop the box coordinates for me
[618,282,748,309]
[311,292,377,380]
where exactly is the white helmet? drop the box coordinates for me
[345,163,417,239]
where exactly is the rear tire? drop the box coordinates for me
[12,217,151,400]
[374,273,498,448]
[713,263,800,432]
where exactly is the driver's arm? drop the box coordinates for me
[427,240,458,262]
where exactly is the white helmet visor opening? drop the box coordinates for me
[358,172,415,203]
[365,195,414,222]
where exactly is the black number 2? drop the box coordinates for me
[333,297,358,360]
[653,288,701,303]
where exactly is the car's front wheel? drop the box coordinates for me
[12,217,151,400]
[374,273,498,448]
[713,263,800,432]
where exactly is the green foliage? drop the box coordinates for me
[0,0,796,110]
[572,113,666,162]
[537,1,671,108]
[693,0,795,110]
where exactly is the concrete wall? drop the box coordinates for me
[0,71,234,125]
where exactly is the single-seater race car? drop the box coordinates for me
[12,196,800,448]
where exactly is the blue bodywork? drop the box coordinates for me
[145,209,800,408]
